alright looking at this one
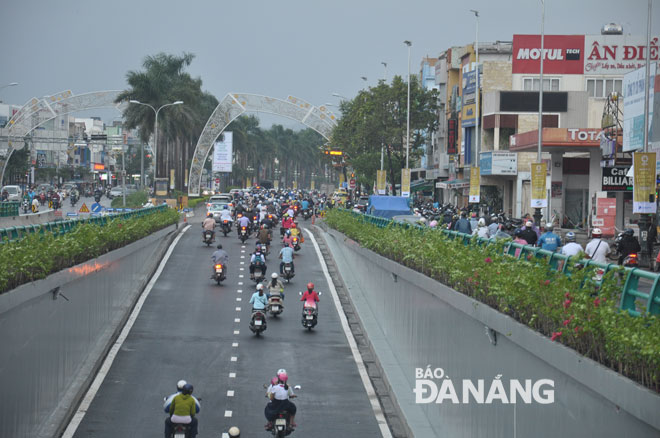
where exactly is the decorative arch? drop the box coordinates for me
[187,93,337,196]
[1,90,126,184]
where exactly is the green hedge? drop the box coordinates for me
[188,196,209,209]
[110,190,150,208]
[325,209,660,393]
[0,208,180,294]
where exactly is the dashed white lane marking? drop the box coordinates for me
[232,342,239,347]
[241,245,246,248]
[239,274,244,278]
[237,289,242,293]
[305,228,392,438]
[230,356,237,362]
[62,225,191,438]
[239,268,244,271]
[236,297,242,301]
[224,410,233,417]
[229,372,236,378]
[236,307,241,311]
[223,433,229,438]
[238,282,243,285]
[240,261,245,265]
[233,330,240,335]
[227,390,235,397]
[234,318,240,323]
[241,250,245,253]
[240,255,245,258]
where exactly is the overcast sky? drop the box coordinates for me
[1,0,658,128]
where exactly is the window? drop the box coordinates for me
[586,78,622,98]
[523,78,560,91]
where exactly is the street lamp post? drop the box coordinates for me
[404,41,412,169]
[533,0,546,226]
[470,10,480,165]
[128,100,183,189]
[381,62,388,82]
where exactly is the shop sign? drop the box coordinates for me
[531,162,548,208]
[447,119,458,154]
[602,167,632,191]
[633,152,657,213]
[513,35,585,74]
[584,35,659,75]
[480,151,517,175]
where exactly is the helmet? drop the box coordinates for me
[257,283,264,290]
[307,282,314,290]
[592,228,602,238]
[277,368,287,375]
[525,221,533,227]
[429,220,438,228]
[207,212,213,217]
[217,244,223,249]
[277,371,288,383]
[291,223,297,228]
[478,218,486,227]
[624,228,634,236]
[471,212,477,218]
[514,228,523,237]
[271,272,279,279]
[286,230,291,236]
[228,426,241,438]
[271,376,279,385]
[545,224,553,231]
[177,380,187,390]
[182,383,193,395]
[565,231,576,242]
[223,205,228,210]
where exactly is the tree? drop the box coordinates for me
[331,76,438,195]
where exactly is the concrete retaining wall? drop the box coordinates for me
[0,224,179,438]
[0,209,59,228]
[321,226,660,438]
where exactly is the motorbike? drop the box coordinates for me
[302,209,313,220]
[268,295,284,317]
[299,291,322,331]
[169,423,191,438]
[22,199,30,214]
[51,198,60,211]
[203,230,215,246]
[39,193,46,205]
[264,383,300,437]
[222,219,232,237]
[240,226,249,243]
[252,263,265,283]
[94,194,102,203]
[622,253,639,268]
[70,195,78,206]
[292,236,301,252]
[213,263,226,284]
[282,262,295,282]
[249,309,267,335]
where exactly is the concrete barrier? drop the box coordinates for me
[320,226,660,438]
[0,209,59,228]
[0,224,179,438]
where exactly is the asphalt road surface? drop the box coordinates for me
[19,195,113,217]
[69,218,382,437]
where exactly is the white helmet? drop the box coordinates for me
[177,380,187,390]
[592,228,602,237]
[277,368,287,375]
[257,283,264,290]
[271,272,279,279]
[478,218,486,227]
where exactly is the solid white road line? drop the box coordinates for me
[62,225,191,438]
[304,229,392,438]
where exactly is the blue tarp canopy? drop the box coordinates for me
[367,195,412,218]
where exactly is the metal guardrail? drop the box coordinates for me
[0,201,20,217]
[0,205,169,244]
[346,211,660,317]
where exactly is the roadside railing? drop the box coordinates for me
[0,201,20,217]
[349,211,660,317]
[0,205,169,243]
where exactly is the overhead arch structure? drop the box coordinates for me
[187,93,337,196]
[1,90,125,184]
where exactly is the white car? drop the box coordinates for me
[1,185,22,201]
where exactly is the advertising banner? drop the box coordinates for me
[584,35,659,75]
[212,132,233,172]
[624,64,656,152]
[633,152,657,213]
[513,34,585,75]
[401,168,411,197]
[461,69,477,127]
[447,119,458,154]
[273,179,279,190]
[376,170,386,195]
[531,162,548,208]
[310,179,315,190]
[479,151,518,175]
[469,167,480,203]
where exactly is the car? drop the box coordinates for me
[1,185,22,201]
[229,188,242,195]
[207,203,227,222]
[207,194,232,208]
[109,184,138,198]
[356,196,369,212]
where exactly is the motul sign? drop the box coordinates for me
[513,35,585,74]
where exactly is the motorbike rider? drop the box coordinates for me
[282,229,294,248]
[452,212,472,234]
[220,205,233,224]
[237,212,251,236]
[94,186,103,200]
[301,282,320,307]
[487,215,499,237]
[537,224,561,252]
[250,283,269,311]
[519,221,538,245]
[250,248,267,279]
[560,231,583,257]
[472,218,490,238]
[267,273,285,301]
[211,244,229,278]
[164,383,198,438]
[202,213,216,241]
[617,228,641,265]
[585,228,611,264]
[264,370,297,430]
[164,380,201,414]
[50,189,61,209]
[258,224,272,253]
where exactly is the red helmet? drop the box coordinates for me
[307,282,314,290]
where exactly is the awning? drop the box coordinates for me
[410,180,434,192]
[435,179,470,189]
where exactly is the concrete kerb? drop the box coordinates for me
[311,223,417,438]
[319,223,660,434]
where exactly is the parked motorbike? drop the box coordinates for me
[213,263,226,284]
[222,219,232,237]
[249,309,267,336]
[240,226,249,243]
[203,230,215,246]
[268,295,284,317]
[282,262,295,282]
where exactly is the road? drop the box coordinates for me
[68,218,383,437]
[19,195,113,218]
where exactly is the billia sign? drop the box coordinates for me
[602,167,632,191]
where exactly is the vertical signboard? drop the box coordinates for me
[310,179,315,190]
[401,168,411,197]
[273,179,279,190]
[624,64,656,152]
[293,180,298,190]
[531,162,548,208]
[469,167,480,203]
[212,132,233,172]
[447,119,458,154]
[376,170,386,195]
[633,152,657,213]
